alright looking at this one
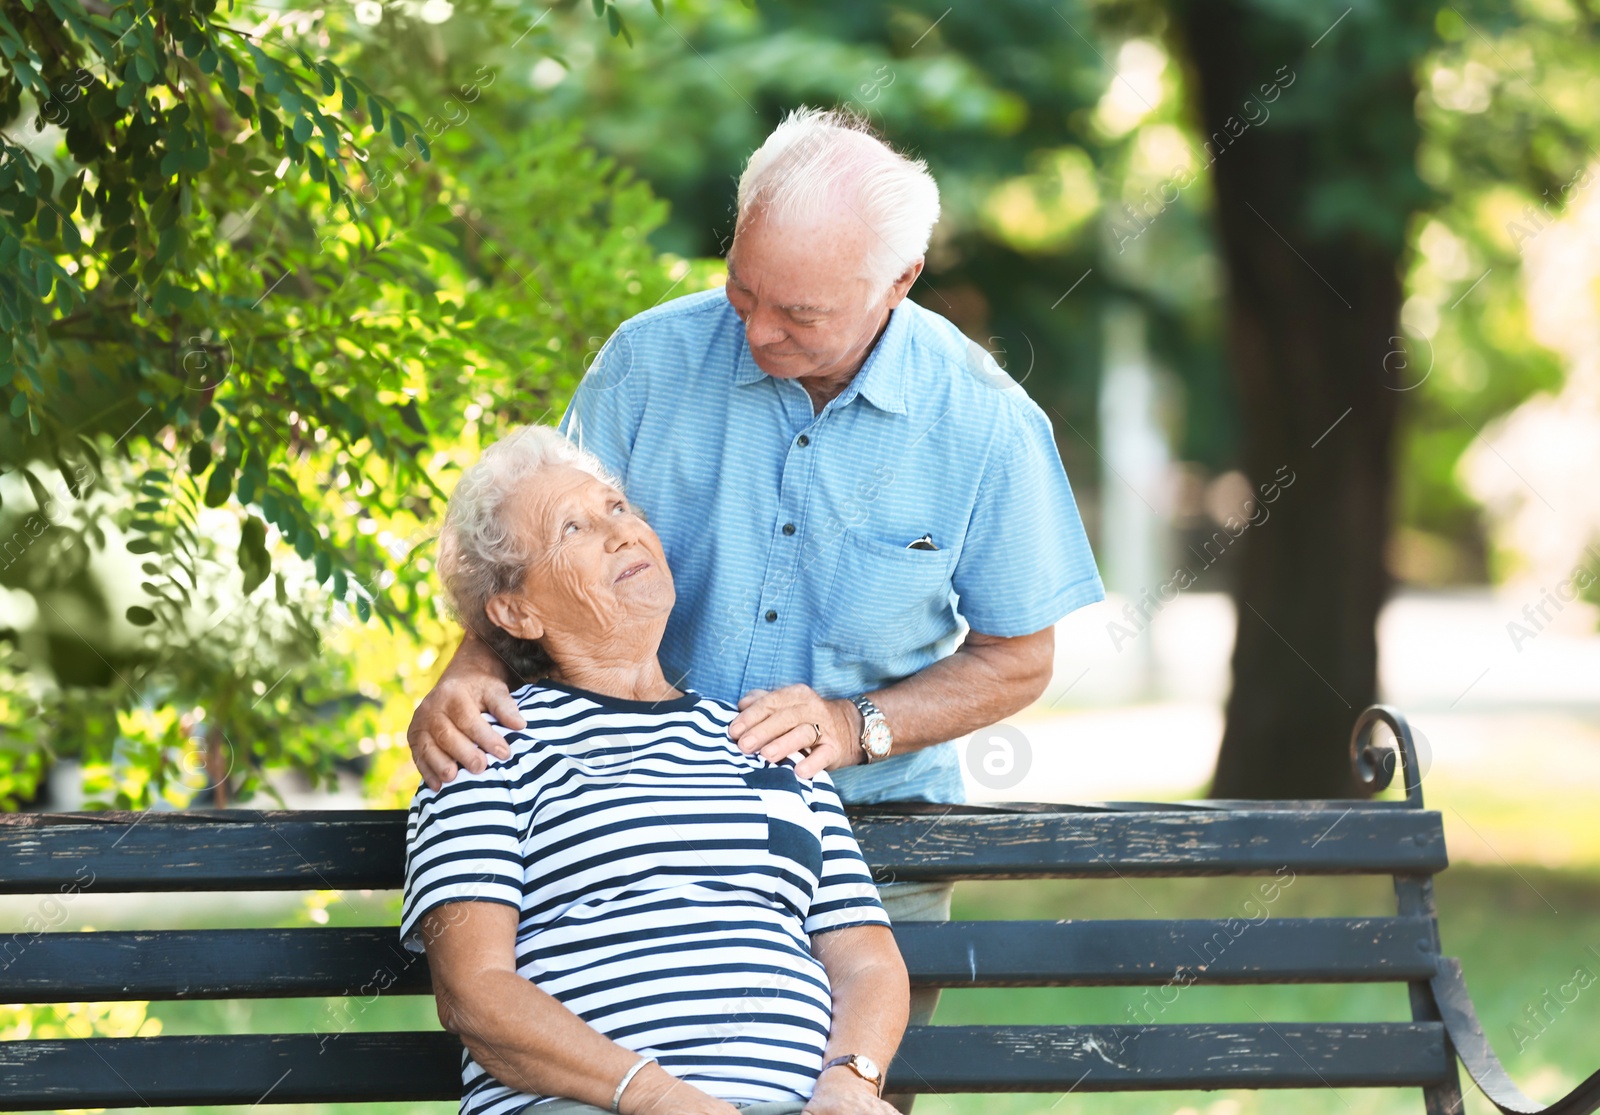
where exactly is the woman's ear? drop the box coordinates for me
[484,593,544,642]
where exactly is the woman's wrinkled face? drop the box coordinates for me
[485,464,674,646]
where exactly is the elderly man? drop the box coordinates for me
[408,105,1103,1110]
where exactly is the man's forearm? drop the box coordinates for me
[443,625,519,687]
[862,627,1053,758]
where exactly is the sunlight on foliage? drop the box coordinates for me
[0,0,672,806]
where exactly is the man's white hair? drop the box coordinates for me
[735,105,941,291]
[438,424,620,678]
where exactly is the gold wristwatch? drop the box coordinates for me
[821,1053,884,1095]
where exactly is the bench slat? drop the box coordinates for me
[0,917,1439,1002]
[900,916,1439,986]
[0,1023,1452,1107]
[897,1022,1453,1091]
[0,807,1446,893]
[0,927,431,1000]
[0,811,399,894]
[0,1032,462,1107]
[852,808,1446,879]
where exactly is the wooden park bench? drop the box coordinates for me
[1,704,1597,1113]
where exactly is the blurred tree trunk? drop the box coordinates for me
[1169,2,1428,797]
[204,723,232,808]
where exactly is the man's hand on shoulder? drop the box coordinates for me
[729,684,863,780]
[408,667,524,791]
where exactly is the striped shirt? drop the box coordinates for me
[559,287,1105,807]
[400,680,891,1115]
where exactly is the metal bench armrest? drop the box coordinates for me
[1432,958,1600,1115]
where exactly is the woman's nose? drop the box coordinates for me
[604,515,647,550]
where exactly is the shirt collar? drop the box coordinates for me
[731,298,913,416]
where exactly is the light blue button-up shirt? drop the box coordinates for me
[558,287,1104,805]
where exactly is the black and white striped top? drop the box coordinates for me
[400,679,890,1115]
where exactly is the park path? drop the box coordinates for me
[968,588,1600,868]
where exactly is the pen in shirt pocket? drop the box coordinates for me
[906,533,939,551]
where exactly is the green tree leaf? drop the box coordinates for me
[238,514,271,595]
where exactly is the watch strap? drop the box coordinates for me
[821,1053,884,1094]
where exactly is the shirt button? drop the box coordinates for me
[796,434,810,447]
[782,523,796,536]
[764,609,778,623]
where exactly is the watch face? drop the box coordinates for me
[863,719,893,756]
[855,1055,881,1081]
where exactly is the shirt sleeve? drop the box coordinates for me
[399,760,528,954]
[803,772,891,937]
[950,402,1105,636]
[557,325,645,484]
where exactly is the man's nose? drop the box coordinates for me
[743,305,789,347]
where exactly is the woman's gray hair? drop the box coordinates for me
[735,104,941,292]
[437,425,621,680]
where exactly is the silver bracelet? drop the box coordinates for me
[611,1054,655,1113]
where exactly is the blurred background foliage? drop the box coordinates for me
[1,0,1598,808]
[0,0,681,807]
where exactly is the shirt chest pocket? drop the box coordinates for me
[818,524,959,657]
[742,766,823,882]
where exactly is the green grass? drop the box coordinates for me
[914,868,1600,1115]
[56,866,1600,1115]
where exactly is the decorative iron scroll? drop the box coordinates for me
[1349,704,1425,808]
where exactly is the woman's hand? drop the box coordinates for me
[620,1062,742,1115]
[801,1071,901,1115]
[730,684,862,779]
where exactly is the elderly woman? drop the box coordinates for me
[401,425,909,1115]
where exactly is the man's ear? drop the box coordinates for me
[883,256,924,309]
[484,593,544,642]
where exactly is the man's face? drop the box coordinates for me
[724,212,906,383]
